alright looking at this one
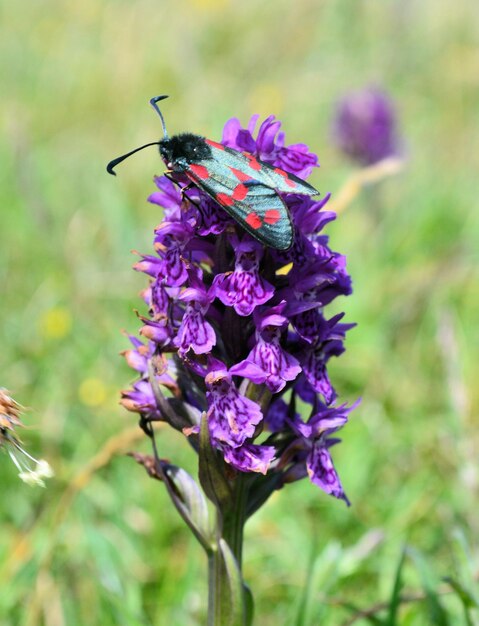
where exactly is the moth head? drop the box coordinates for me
[160,134,212,170]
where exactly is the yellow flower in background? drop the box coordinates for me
[39,307,72,340]
[79,378,108,407]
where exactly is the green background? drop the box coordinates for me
[1,0,478,624]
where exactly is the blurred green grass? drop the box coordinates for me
[1,0,478,624]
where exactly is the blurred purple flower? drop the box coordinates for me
[122,113,356,501]
[332,87,399,165]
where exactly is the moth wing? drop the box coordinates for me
[255,158,319,196]
[204,139,318,196]
[185,156,293,250]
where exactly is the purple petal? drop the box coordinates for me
[288,194,335,235]
[256,115,281,154]
[148,281,170,316]
[307,441,350,504]
[229,360,268,384]
[236,129,257,153]
[175,303,216,356]
[253,301,288,330]
[294,375,317,404]
[277,144,319,178]
[148,176,182,210]
[139,318,172,347]
[247,114,260,135]
[223,443,276,474]
[133,254,163,278]
[249,338,301,393]
[212,242,275,316]
[265,398,289,433]
[221,118,242,147]
[301,349,336,405]
[121,335,153,373]
[121,374,177,419]
[213,269,274,317]
[205,370,263,448]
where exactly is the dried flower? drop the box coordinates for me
[1,389,53,487]
[122,113,355,503]
[0,388,23,440]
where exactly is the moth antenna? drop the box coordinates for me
[149,95,169,139]
[106,141,162,175]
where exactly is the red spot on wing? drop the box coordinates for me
[232,184,248,200]
[230,167,252,182]
[205,139,225,151]
[189,163,209,179]
[274,167,296,188]
[264,209,281,225]
[245,212,262,230]
[242,152,262,171]
[216,192,234,206]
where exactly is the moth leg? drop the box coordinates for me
[177,181,198,206]
[163,172,201,208]
[182,187,201,208]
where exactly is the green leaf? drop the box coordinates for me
[450,529,479,599]
[198,411,232,509]
[386,548,407,626]
[243,582,254,626]
[444,576,479,609]
[163,464,212,545]
[407,547,450,626]
[219,538,246,626]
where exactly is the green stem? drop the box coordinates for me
[207,544,222,626]
[207,475,249,626]
[222,475,248,567]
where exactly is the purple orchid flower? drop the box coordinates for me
[223,114,319,178]
[174,269,216,356]
[122,111,356,502]
[212,238,274,317]
[205,358,264,450]
[230,302,301,393]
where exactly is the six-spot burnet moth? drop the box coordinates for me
[107,95,319,250]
